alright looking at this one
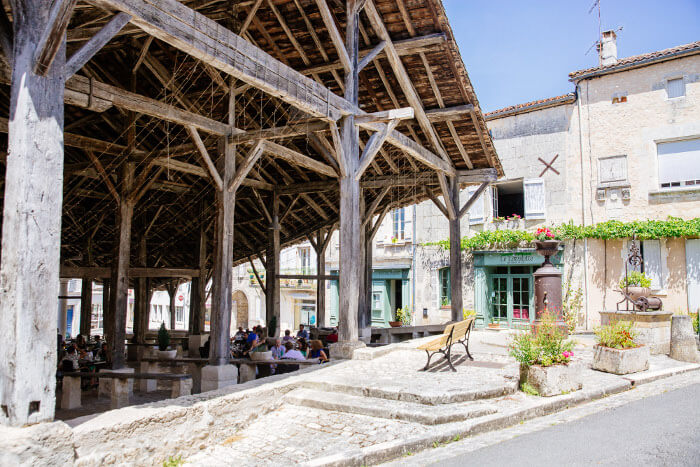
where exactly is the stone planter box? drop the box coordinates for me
[599,310,672,354]
[592,345,650,375]
[157,349,177,360]
[520,362,583,397]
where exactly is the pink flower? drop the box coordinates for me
[562,351,573,358]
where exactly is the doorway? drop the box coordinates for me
[488,266,534,327]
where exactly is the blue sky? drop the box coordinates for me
[443,0,700,112]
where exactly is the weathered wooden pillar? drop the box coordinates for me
[360,224,373,338]
[102,279,111,340]
[189,222,207,336]
[167,280,178,330]
[333,0,364,358]
[108,163,135,369]
[316,229,328,328]
[448,180,463,322]
[357,195,367,336]
[265,195,280,337]
[208,137,235,366]
[80,278,93,337]
[133,236,148,344]
[0,0,67,426]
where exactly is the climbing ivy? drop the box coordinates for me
[426,217,700,251]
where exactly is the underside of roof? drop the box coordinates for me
[0,0,502,285]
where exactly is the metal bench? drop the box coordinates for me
[61,371,193,410]
[417,317,475,372]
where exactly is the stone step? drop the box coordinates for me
[284,388,498,425]
[298,378,517,405]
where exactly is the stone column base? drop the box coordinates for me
[188,334,209,357]
[139,361,157,392]
[670,315,700,363]
[107,368,135,409]
[329,340,366,360]
[170,379,193,398]
[61,376,82,410]
[239,363,256,383]
[358,327,372,344]
[200,364,238,392]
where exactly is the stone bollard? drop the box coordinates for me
[238,363,256,383]
[111,378,130,409]
[139,361,157,393]
[61,376,82,409]
[170,379,193,398]
[669,315,700,363]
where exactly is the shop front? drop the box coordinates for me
[473,249,563,328]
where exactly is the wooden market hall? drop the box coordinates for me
[0,0,502,426]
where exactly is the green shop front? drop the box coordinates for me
[329,267,410,328]
[473,249,563,328]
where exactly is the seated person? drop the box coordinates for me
[280,341,305,361]
[234,327,246,341]
[296,324,309,340]
[308,340,328,363]
[326,328,338,344]
[282,329,295,344]
[63,345,80,370]
[95,342,109,361]
[271,338,285,360]
[246,328,259,347]
[298,338,308,357]
[76,334,87,350]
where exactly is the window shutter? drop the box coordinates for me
[642,240,663,289]
[524,178,546,220]
[467,186,484,225]
[431,269,439,308]
[666,78,685,98]
[491,186,499,218]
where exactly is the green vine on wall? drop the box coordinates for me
[426,217,700,251]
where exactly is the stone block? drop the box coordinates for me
[200,364,238,392]
[592,345,650,375]
[61,375,82,410]
[170,379,193,399]
[239,363,256,383]
[329,340,366,360]
[105,368,134,409]
[139,361,157,393]
[188,363,202,394]
[670,315,700,363]
[520,362,583,397]
[0,422,74,465]
[599,311,672,354]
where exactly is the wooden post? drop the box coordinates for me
[189,221,207,335]
[315,229,327,328]
[133,236,148,344]
[102,279,111,341]
[265,195,281,337]
[0,1,67,426]
[80,278,93,337]
[108,163,135,369]
[360,223,373,338]
[336,0,362,347]
[167,280,178,330]
[209,136,235,366]
[448,179,463,322]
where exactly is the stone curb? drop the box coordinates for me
[303,380,631,467]
[622,362,700,386]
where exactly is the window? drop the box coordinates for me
[657,138,700,189]
[666,78,685,99]
[491,178,545,220]
[176,306,184,323]
[91,304,103,330]
[298,247,311,274]
[392,208,405,240]
[439,268,451,307]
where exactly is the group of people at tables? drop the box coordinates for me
[233,323,338,364]
[57,332,110,389]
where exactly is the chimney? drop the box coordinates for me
[597,30,618,67]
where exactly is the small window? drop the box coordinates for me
[666,78,685,99]
[492,180,524,219]
[392,208,406,240]
[175,306,184,323]
[657,138,700,189]
[439,268,451,307]
[299,247,311,274]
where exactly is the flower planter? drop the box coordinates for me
[534,240,561,258]
[520,362,583,397]
[389,321,403,328]
[592,344,649,375]
[157,349,177,360]
[487,322,500,329]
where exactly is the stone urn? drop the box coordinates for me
[519,362,583,397]
[158,349,177,360]
[623,286,650,302]
[592,345,650,375]
[534,240,561,258]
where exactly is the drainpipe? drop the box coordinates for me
[576,83,591,330]
[412,204,417,325]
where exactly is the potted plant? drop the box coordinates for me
[592,320,649,374]
[157,322,177,360]
[533,227,560,257]
[618,271,652,302]
[396,307,412,326]
[389,308,403,327]
[509,313,582,396]
[440,297,451,310]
